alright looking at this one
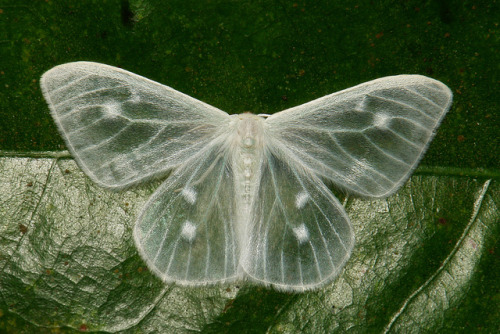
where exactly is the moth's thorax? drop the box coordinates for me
[231,113,265,208]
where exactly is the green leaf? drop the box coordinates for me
[0,157,498,332]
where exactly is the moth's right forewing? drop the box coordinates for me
[41,62,231,190]
[265,75,452,199]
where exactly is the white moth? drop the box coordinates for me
[40,62,452,291]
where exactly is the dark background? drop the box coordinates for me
[0,0,498,171]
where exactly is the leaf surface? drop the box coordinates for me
[0,157,497,333]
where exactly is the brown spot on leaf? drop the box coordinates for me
[223,299,234,313]
[19,224,28,234]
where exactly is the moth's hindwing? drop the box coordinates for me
[241,151,355,291]
[133,146,240,285]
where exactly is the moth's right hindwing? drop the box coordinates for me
[241,151,355,291]
[133,145,240,285]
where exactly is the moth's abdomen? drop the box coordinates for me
[231,114,265,206]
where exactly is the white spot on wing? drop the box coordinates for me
[295,191,310,209]
[181,221,196,242]
[374,113,390,129]
[104,102,122,117]
[181,187,197,204]
[129,89,141,103]
[292,224,309,244]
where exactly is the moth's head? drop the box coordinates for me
[233,113,265,150]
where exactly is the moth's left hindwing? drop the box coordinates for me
[133,144,240,285]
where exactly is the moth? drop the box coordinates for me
[41,62,452,291]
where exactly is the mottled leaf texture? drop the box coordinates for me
[40,62,452,292]
[1,160,497,332]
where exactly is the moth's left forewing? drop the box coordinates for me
[41,62,231,190]
[265,75,453,199]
